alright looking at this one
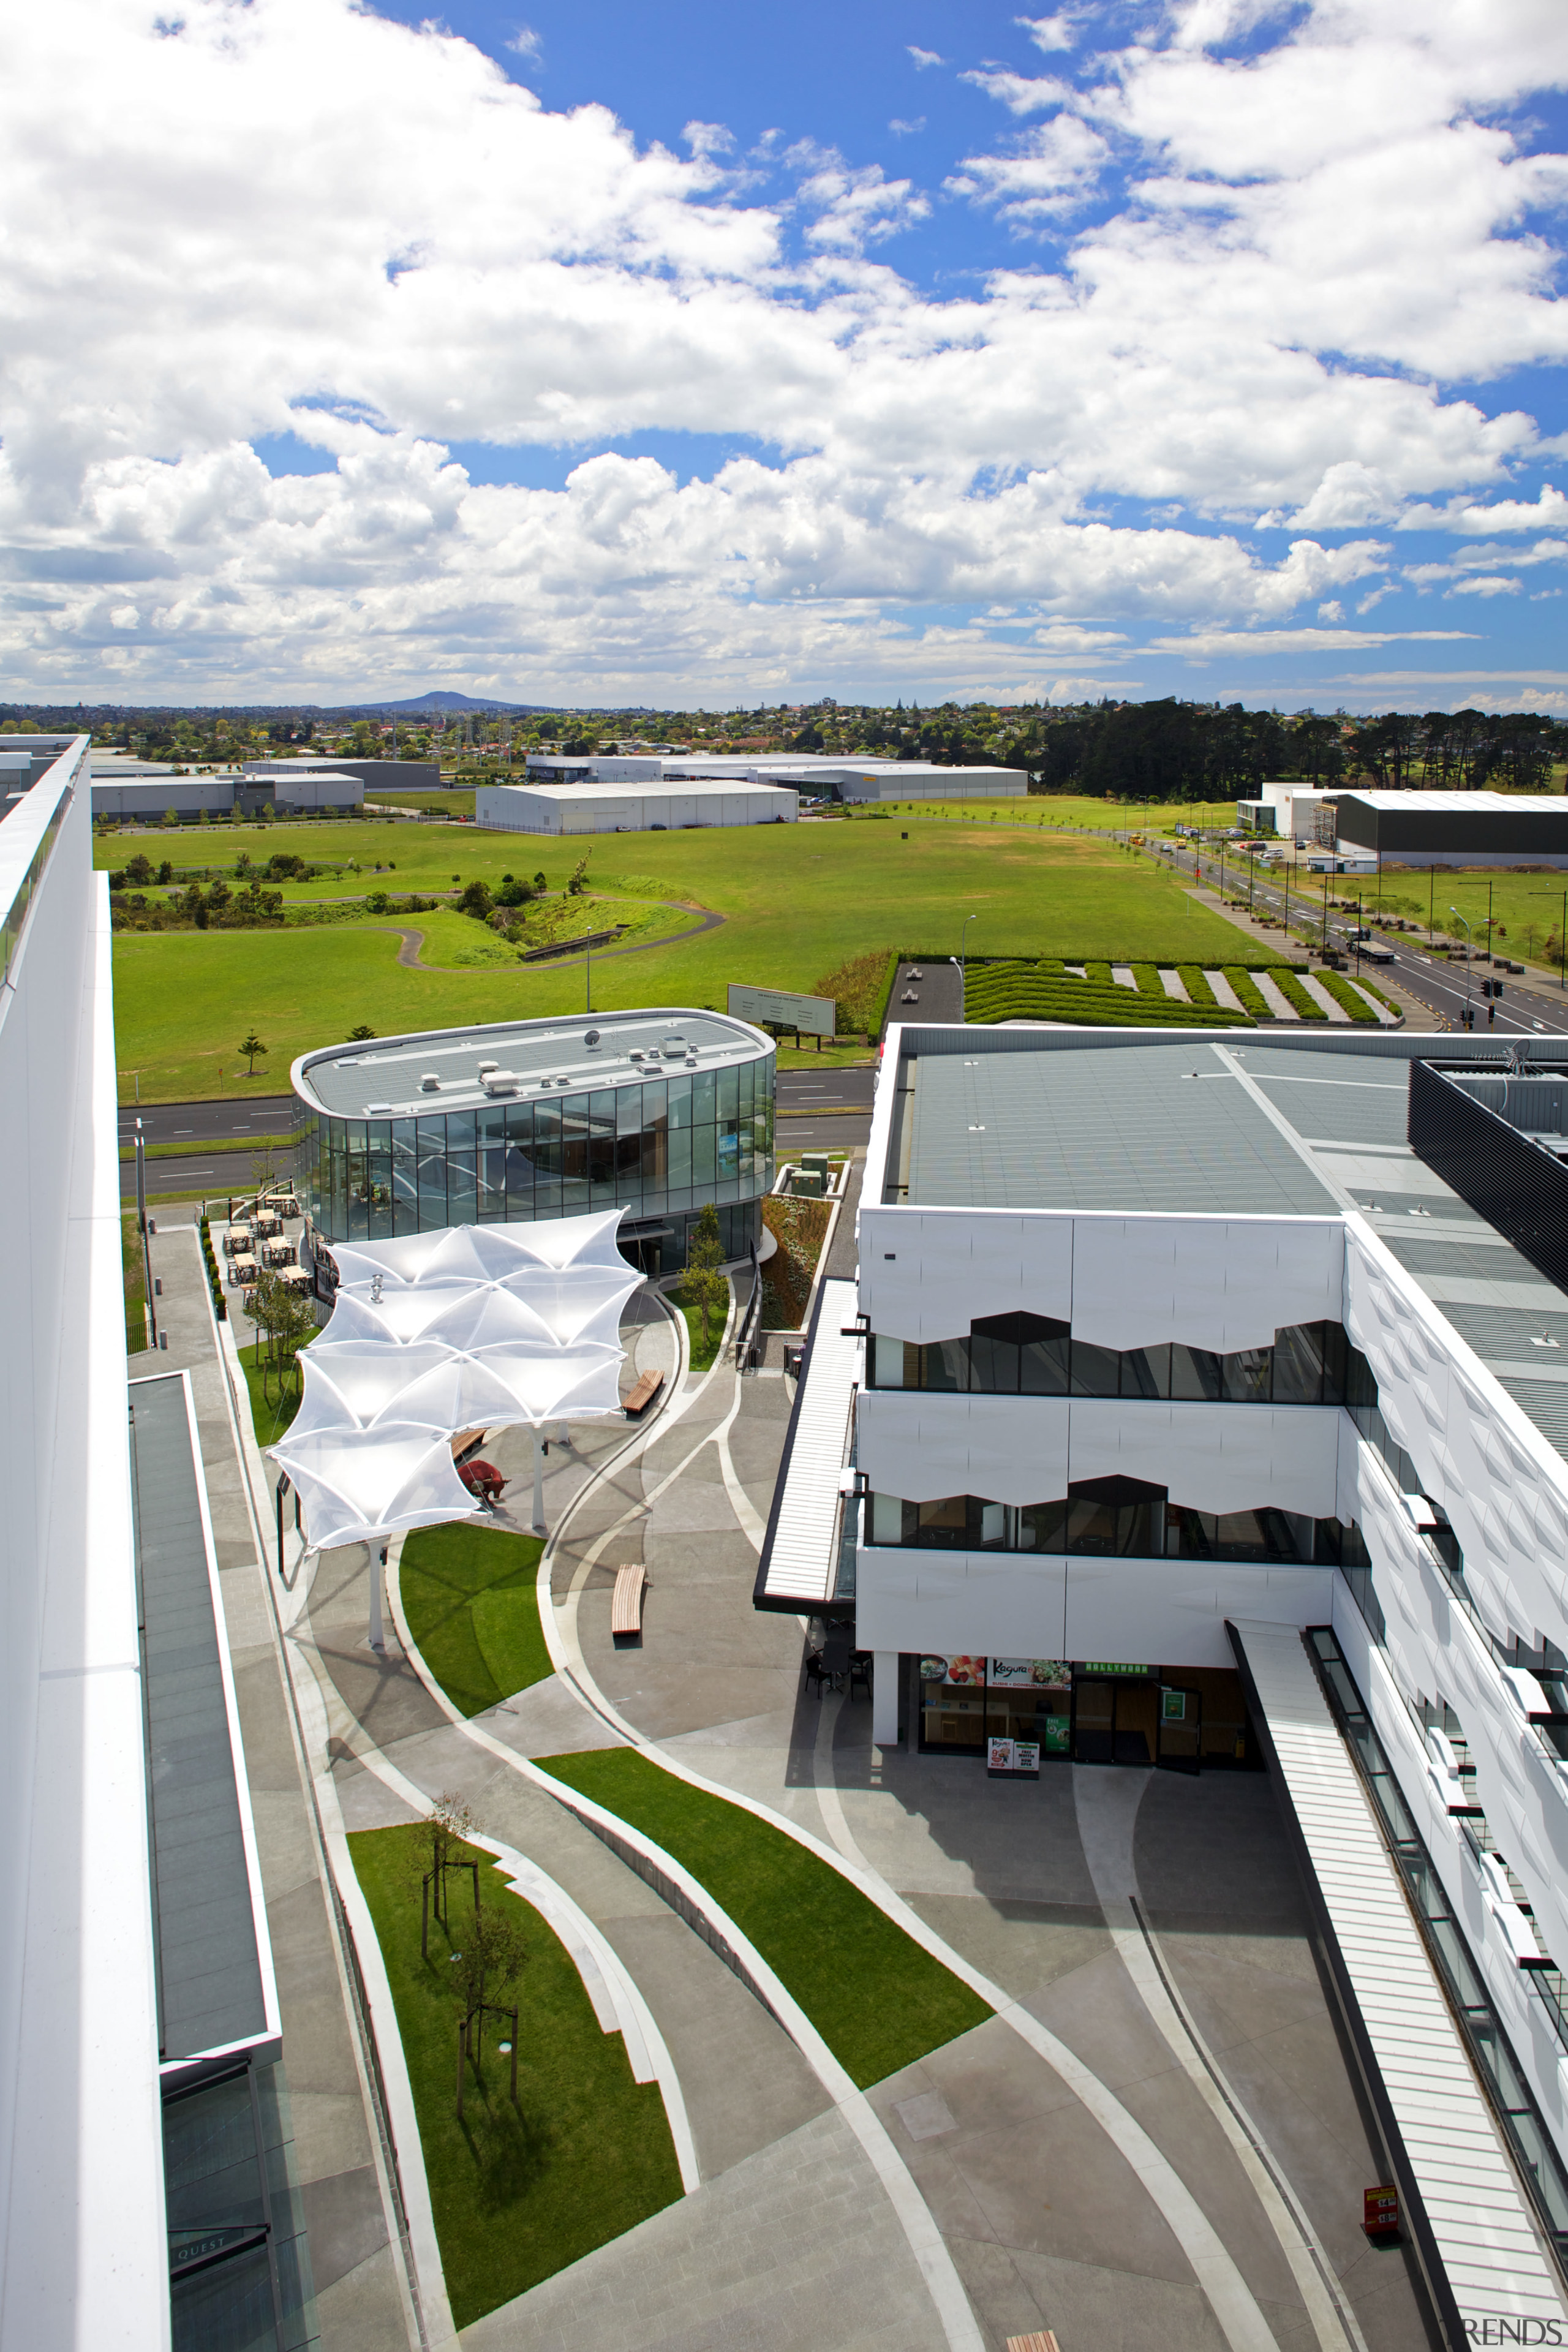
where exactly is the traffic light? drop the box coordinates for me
[1481,978,1505,1000]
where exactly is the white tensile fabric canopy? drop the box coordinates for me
[268,1211,642,1550]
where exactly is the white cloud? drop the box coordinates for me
[960,69,1075,115]
[908,45,944,68]
[1150,625,1480,656]
[506,25,541,62]
[683,121,734,159]
[947,114,1109,219]
[1017,15,1077,53]
[1444,573,1522,597]
[889,118,925,137]
[1,0,1566,696]
[1398,486,1568,533]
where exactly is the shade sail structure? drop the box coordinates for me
[268,1212,643,1550]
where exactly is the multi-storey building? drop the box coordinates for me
[759,1019,1568,2334]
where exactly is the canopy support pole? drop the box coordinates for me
[532,1429,546,1536]
[369,1542,386,1651]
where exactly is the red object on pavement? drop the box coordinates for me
[459,1458,505,1504]
[1363,2185,1400,2239]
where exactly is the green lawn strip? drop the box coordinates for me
[122,1212,149,1355]
[1084,958,1114,986]
[399,1523,549,1717]
[1268,968,1329,1020]
[1313,971,1379,1023]
[237,1338,303,1444]
[119,1130,302,1166]
[348,1825,681,2331]
[1175,965,1218,1009]
[1224,967,1271,1017]
[666,1280,728,1373]
[534,1748,990,2087]
[1130,960,1163,995]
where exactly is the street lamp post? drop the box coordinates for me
[1450,908,1473,1025]
[961,913,978,1014]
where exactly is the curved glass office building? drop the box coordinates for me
[293,1007,776,1274]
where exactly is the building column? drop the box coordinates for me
[872,1652,900,1748]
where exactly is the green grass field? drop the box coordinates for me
[110,819,1276,1099]
[399,1523,551,1716]
[535,1747,989,2087]
[349,1825,682,2329]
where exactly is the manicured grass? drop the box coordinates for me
[666,1280,729,1373]
[535,1747,990,2088]
[238,1338,303,1444]
[400,1523,550,1716]
[963,961,1250,1028]
[122,1212,149,1355]
[348,1825,682,2330]
[111,817,1275,1099]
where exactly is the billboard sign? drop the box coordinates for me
[726,983,835,1039]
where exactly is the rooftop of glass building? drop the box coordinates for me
[293,1006,774,1120]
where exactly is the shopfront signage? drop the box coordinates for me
[989,1658,1070,1690]
[1161,1688,1188,1722]
[1080,1661,1150,1677]
[987,1738,1041,1779]
[1362,2185,1400,2240]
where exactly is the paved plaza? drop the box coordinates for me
[145,1182,1432,2352]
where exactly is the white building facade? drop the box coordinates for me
[759,1019,1568,2318]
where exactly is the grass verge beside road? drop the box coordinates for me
[399,1523,551,1716]
[535,1747,990,2087]
[348,1825,682,2331]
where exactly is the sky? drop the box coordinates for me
[4,0,1568,712]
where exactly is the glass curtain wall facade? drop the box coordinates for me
[298,1060,774,1261]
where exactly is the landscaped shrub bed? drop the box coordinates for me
[761,1194,832,1329]
[1315,971,1379,1023]
[198,1212,227,1320]
[963,961,1248,1027]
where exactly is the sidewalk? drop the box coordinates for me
[138,1212,420,2352]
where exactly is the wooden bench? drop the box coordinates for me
[622,1370,665,1420]
[1005,2334,1060,2352]
[610,1564,646,1644]
[450,1427,488,1467]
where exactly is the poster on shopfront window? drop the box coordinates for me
[987,1736,1041,1778]
[989,1658,1070,1690]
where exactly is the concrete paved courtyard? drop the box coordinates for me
[144,1192,1434,2352]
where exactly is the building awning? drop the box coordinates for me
[269,1212,643,1550]
[130,1371,280,2077]
[754,1278,861,1613]
[1229,1618,1567,2340]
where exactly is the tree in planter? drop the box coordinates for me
[451,1902,530,2118]
[243,1269,316,1404]
[683,1202,729,1351]
[405,1793,480,1959]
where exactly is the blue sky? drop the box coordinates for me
[5,0,1568,709]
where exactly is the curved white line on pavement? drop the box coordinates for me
[382,1548,984,2352]
[1071,1768,1363,2352]
[812,1688,879,1876]
[531,1472,1288,2352]
[714,1415,767,1550]
[305,1619,701,2201]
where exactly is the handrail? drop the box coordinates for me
[733,1238,763,1369]
[0,739,85,992]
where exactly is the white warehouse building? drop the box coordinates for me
[760,1016,1568,2339]
[477,777,799,834]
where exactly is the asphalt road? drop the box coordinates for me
[119,1094,296,1146]
[776,1066,876,1114]
[1166,840,1568,1039]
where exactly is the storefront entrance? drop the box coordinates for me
[912,1655,1254,1773]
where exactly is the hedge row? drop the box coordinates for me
[963,962,1250,1028]
[1314,971,1379,1024]
[198,1213,228,1321]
